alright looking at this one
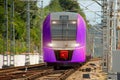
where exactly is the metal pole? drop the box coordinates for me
[102,0,108,72]
[117,0,120,49]
[108,0,117,72]
[10,0,15,67]
[39,0,43,63]
[25,0,30,65]
[113,0,117,50]
[107,0,119,79]
[2,0,9,68]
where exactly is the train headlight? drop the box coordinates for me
[75,43,80,47]
[72,21,76,24]
[48,43,53,47]
[52,21,57,24]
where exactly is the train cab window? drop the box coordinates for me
[51,16,76,41]
[67,21,76,40]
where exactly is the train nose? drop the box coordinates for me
[60,50,68,60]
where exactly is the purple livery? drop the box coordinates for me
[43,12,86,67]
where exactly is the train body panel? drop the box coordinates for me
[43,12,86,65]
[43,47,86,62]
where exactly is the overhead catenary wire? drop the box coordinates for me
[79,2,101,17]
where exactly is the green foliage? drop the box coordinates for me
[59,0,80,11]
[14,15,26,40]
[48,0,62,12]
[15,41,27,54]
[0,34,4,53]
[0,1,40,54]
[0,6,5,35]
[43,0,62,18]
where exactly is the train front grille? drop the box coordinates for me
[54,50,73,61]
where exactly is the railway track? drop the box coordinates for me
[0,63,46,80]
[36,68,75,80]
[0,64,84,80]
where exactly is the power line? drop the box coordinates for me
[79,2,101,17]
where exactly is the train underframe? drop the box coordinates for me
[46,55,91,69]
[47,62,85,69]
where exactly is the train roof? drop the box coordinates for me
[50,12,78,20]
[51,12,78,15]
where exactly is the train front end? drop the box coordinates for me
[43,12,86,66]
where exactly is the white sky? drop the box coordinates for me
[37,0,50,7]
[78,0,102,25]
[37,0,102,25]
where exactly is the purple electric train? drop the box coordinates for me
[43,12,86,68]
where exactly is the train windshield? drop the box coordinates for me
[51,20,76,41]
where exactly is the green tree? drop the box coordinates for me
[43,0,62,17]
